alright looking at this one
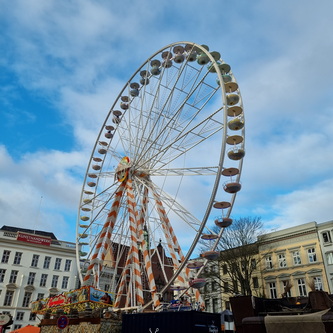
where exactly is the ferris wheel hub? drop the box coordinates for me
[115,156,131,182]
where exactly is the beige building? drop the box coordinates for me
[209,220,333,311]
[258,221,332,299]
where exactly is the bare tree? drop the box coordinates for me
[201,217,264,297]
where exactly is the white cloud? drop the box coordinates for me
[0,145,85,240]
[266,178,333,230]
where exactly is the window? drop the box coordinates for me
[64,259,72,272]
[297,278,307,296]
[54,258,62,270]
[222,264,228,275]
[225,301,231,310]
[213,298,219,313]
[29,313,37,321]
[231,262,238,272]
[203,283,207,293]
[292,251,302,265]
[62,276,69,289]
[104,284,110,292]
[43,256,51,269]
[2,250,10,263]
[205,300,210,311]
[327,252,333,265]
[13,325,22,330]
[31,254,39,267]
[282,280,292,297]
[3,290,14,306]
[233,280,239,293]
[16,312,24,321]
[22,292,32,307]
[51,275,59,288]
[13,252,23,265]
[27,272,36,285]
[40,274,48,287]
[0,269,6,282]
[9,270,18,283]
[223,282,229,292]
[313,277,323,290]
[37,293,44,300]
[265,256,273,269]
[251,259,257,269]
[269,282,277,298]
[253,277,259,289]
[307,248,317,263]
[204,282,211,293]
[212,281,219,291]
[322,231,332,243]
[278,253,287,268]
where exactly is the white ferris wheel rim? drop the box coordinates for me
[75,41,245,310]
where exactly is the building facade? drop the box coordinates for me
[198,220,333,311]
[258,221,331,300]
[0,226,78,330]
[201,262,223,313]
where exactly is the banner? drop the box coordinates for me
[17,232,51,246]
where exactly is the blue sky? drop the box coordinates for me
[1,0,333,243]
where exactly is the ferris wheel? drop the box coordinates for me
[76,41,245,311]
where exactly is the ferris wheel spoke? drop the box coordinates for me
[143,180,202,232]
[136,107,224,171]
[114,54,216,166]
[111,52,186,161]
[113,103,224,173]
[83,183,119,217]
[131,51,206,161]
[148,166,219,177]
[134,74,218,165]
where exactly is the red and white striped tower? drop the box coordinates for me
[114,176,144,307]
[136,186,160,309]
[152,186,204,307]
[83,182,125,286]
[151,189,187,289]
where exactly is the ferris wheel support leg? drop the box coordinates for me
[126,178,145,305]
[137,186,160,308]
[82,183,125,286]
[151,188,188,288]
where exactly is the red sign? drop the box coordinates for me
[47,294,68,308]
[17,232,51,246]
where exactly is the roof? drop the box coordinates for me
[1,225,58,240]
